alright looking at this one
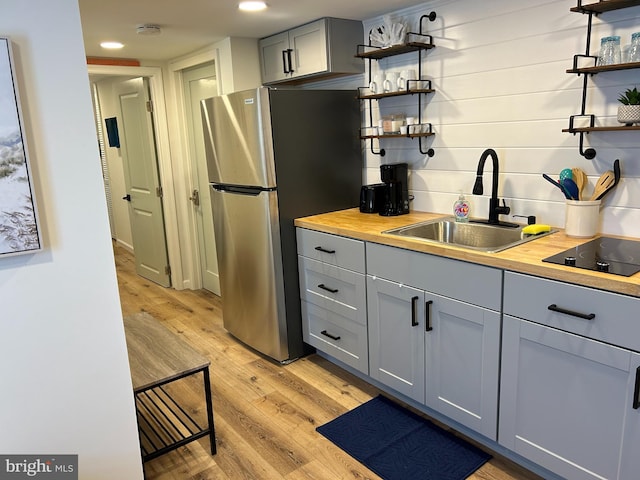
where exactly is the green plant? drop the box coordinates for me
[618,87,640,105]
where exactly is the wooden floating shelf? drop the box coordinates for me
[563,125,640,133]
[359,89,435,100]
[567,61,640,74]
[570,0,640,14]
[361,133,435,139]
[356,42,434,60]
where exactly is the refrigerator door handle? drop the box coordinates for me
[213,184,275,196]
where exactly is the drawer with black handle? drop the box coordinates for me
[297,256,366,325]
[296,228,365,273]
[504,271,640,352]
[301,301,368,374]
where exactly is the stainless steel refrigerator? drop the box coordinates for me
[201,87,362,363]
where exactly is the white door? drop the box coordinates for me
[182,63,220,295]
[116,77,171,287]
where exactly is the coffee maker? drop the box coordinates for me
[379,163,410,216]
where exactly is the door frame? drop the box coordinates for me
[88,64,183,287]
[166,48,222,290]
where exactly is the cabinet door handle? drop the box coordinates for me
[314,246,336,254]
[547,304,595,320]
[411,296,419,327]
[425,300,433,332]
[318,283,339,294]
[282,50,290,74]
[286,49,294,73]
[321,330,340,341]
[634,366,640,410]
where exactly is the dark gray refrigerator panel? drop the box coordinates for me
[202,87,362,362]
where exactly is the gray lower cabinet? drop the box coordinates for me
[296,228,368,374]
[501,271,640,480]
[366,242,501,440]
[425,292,500,440]
[296,226,640,478]
[367,276,426,402]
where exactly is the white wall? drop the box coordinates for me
[0,1,143,478]
[354,0,640,237]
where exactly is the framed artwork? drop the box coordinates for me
[0,37,41,257]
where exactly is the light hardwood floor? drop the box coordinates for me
[114,242,542,480]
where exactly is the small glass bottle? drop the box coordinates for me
[611,35,622,64]
[629,32,640,63]
[597,36,610,66]
[598,36,622,65]
[453,192,471,223]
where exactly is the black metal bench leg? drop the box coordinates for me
[203,367,217,455]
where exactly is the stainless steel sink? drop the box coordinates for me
[383,217,555,253]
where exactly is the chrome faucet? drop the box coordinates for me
[472,148,511,225]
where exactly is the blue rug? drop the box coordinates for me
[317,395,491,480]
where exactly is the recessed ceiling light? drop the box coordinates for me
[239,1,267,11]
[100,41,124,50]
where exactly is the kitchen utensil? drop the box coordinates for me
[571,167,587,200]
[369,73,384,94]
[383,71,400,93]
[398,69,417,91]
[559,168,573,182]
[543,173,571,199]
[590,170,615,201]
[561,178,580,200]
[612,158,621,187]
[595,159,622,201]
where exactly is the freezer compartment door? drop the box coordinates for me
[211,185,289,361]
[201,88,276,188]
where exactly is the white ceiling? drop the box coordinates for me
[78,0,422,61]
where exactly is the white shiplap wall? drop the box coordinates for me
[314,0,640,237]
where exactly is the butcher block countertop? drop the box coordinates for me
[294,208,640,298]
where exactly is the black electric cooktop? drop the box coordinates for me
[543,237,640,276]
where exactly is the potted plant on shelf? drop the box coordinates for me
[617,86,640,126]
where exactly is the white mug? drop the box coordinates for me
[369,73,384,94]
[398,69,417,91]
[383,71,400,93]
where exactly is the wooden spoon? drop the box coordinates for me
[571,168,587,200]
[589,171,615,201]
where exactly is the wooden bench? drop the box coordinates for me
[123,312,216,464]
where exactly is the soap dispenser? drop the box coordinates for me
[453,192,471,222]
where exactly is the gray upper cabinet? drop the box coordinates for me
[259,18,364,85]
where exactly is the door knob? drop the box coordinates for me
[122,194,131,201]
[189,189,200,206]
